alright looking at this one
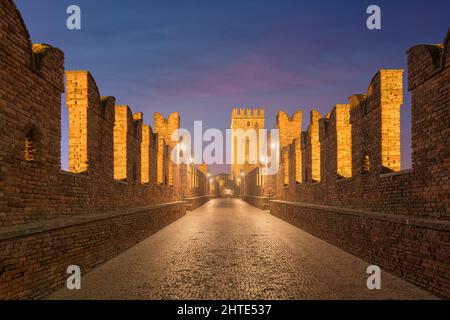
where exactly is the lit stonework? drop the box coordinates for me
[153,112,180,187]
[0,0,449,301]
[230,108,265,182]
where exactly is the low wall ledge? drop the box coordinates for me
[380,169,414,179]
[241,195,270,199]
[183,195,211,200]
[269,200,450,232]
[113,180,128,185]
[60,170,89,179]
[0,201,186,241]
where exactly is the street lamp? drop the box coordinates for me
[260,156,269,191]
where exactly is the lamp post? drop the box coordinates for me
[240,171,245,196]
[237,177,241,198]
[260,156,267,196]
[186,156,193,191]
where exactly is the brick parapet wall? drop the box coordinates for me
[240,30,450,297]
[242,32,450,298]
[269,199,450,298]
[407,30,450,217]
[0,201,186,299]
[254,48,448,219]
[240,195,270,210]
[0,1,211,228]
[0,0,211,299]
[184,195,211,211]
[0,0,64,227]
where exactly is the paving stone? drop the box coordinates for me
[48,199,437,300]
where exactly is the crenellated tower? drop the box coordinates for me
[230,108,265,183]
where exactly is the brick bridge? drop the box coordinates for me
[0,0,449,299]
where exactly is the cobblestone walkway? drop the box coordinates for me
[49,199,436,300]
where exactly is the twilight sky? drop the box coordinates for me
[15,0,450,174]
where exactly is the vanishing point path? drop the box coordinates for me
[49,199,436,300]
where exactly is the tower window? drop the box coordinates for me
[24,127,39,162]
[362,153,370,174]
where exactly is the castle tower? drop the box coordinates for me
[277,111,303,184]
[153,112,180,187]
[230,108,265,183]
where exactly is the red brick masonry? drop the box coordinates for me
[244,29,450,298]
[0,202,186,299]
[269,200,450,298]
[0,0,208,299]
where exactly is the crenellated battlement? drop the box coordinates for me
[230,107,266,180]
[318,112,331,139]
[272,69,403,187]
[153,112,180,145]
[66,70,115,123]
[231,108,265,119]
[153,112,180,187]
[407,29,450,90]
[101,96,117,123]
[0,0,209,232]
[242,31,450,299]
[302,110,322,147]
[276,111,302,148]
[349,70,403,122]
[31,44,64,91]
[257,34,448,219]
[318,104,352,180]
[117,108,142,140]
[0,0,210,298]
[1,0,449,300]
